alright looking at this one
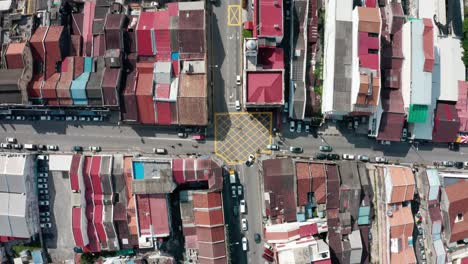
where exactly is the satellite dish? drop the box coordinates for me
[246,39,257,50]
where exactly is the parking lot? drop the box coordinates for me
[42,167,75,261]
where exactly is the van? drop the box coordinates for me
[24,144,37,150]
[235,100,241,111]
[153,148,167,154]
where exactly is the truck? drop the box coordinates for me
[229,169,236,184]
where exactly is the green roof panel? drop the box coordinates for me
[408,104,428,123]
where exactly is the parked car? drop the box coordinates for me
[40,217,51,223]
[449,142,460,151]
[38,184,48,189]
[37,154,48,160]
[464,161,468,169]
[233,206,239,216]
[236,75,241,85]
[38,178,48,183]
[289,120,295,132]
[24,144,37,150]
[315,153,327,160]
[1,143,11,149]
[327,154,340,160]
[16,116,26,121]
[266,144,280,151]
[39,200,49,206]
[342,154,355,160]
[38,145,47,151]
[38,166,48,172]
[441,161,454,167]
[454,161,464,169]
[241,218,248,231]
[39,195,50,200]
[296,122,302,133]
[237,185,243,196]
[39,189,49,195]
[242,237,248,251]
[12,144,22,150]
[375,156,387,163]
[39,212,50,217]
[89,146,101,152]
[235,100,241,111]
[319,145,332,152]
[192,134,205,141]
[40,223,52,229]
[289,146,303,153]
[154,148,167,154]
[47,145,59,151]
[72,146,83,152]
[240,199,247,214]
[6,137,16,143]
[305,124,310,133]
[231,185,237,198]
[177,132,188,138]
[40,116,51,121]
[401,128,408,141]
[358,155,370,162]
[245,154,255,166]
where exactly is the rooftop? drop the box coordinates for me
[259,0,283,38]
[246,71,283,104]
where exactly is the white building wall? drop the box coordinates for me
[321,0,337,114]
[350,8,359,109]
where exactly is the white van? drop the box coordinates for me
[235,100,241,111]
[6,137,16,143]
[24,144,37,150]
[240,199,247,214]
[153,148,167,154]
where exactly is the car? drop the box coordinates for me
[229,169,237,184]
[296,122,302,133]
[1,143,11,149]
[72,146,83,152]
[254,233,261,243]
[231,185,237,198]
[246,154,255,166]
[305,124,310,133]
[154,148,167,154]
[464,161,468,169]
[39,200,49,206]
[6,137,16,143]
[368,231,372,240]
[40,116,51,121]
[449,142,460,151]
[89,146,101,152]
[289,120,295,132]
[38,166,48,172]
[380,140,391,145]
[401,128,408,141]
[24,144,37,150]
[39,212,50,217]
[235,100,241,111]
[358,155,370,162]
[241,218,248,231]
[79,116,87,121]
[37,154,48,160]
[319,145,332,152]
[5,115,12,120]
[40,223,52,229]
[12,144,22,150]
[40,217,51,223]
[177,132,188,138]
[342,154,355,160]
[47,145,59,151]
[441,161,454,167]
[66,116,74,121]
[289,146,303,153]
[266,144,280,151]
[39,189,49,195]
[315,153,327,160]
[192,134,205,141]
[284,102,289,113]
[39,195,50,200]
[38,145,47,151]
[38,184,48,189]
[38,178,48,183]
[16,116,26,121]
[327,154,340,160]
[375,156,387,163]
[455,161,464,169]
[237,185,243,196]
[242,237,248,251]
[240,199,246,214]
[92,116,102,122]
[236,75,241,85]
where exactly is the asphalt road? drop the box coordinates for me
[212,0,242,113]
[238,162,264,264]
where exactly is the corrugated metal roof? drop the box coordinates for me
[377,112,405,141]
[259,0,283,37]
[411,20,432,105]
[136,12,157,56]
[408,104,428,123]
[357,7,381,33]
[29,26,48,62]
[432,102,460,143]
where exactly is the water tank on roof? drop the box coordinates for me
[246,39,257,50]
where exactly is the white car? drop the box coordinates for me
[246,154,255,166]
[47,145,59,151]
[39,212,50,217]
[38,178,48,183]
[89,146,102,152]
[266,144,280,151]
[38,173,48,177]
[6,137,16,143]
[38,184,48,189]
[242,237,248,251]
[236,75,241,85]
[241,218,248,231]
[39,200,49,206]
[289,120,295,132]
[39,189,49,195]
[37,155,48,160]
[375,156,387,163]
[1,143,11,149]
[40,223,52,229]
[342,154,355,160]
[240,199,247,214]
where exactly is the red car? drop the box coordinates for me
[192,134,205,140]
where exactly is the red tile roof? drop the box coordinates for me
[5,42,26,69]
[194,209,224,227]
[258,47,284,69]
[246,71,283,103]
[259,0,283,38]
[377,112,405,142]
[445,181,468,242]
[193,192,222,209]
[136,194,170,237]
[433,102,460,143]
[196,226,226,243]
[423,18,434,72]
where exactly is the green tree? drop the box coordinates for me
[80,253,98,264]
